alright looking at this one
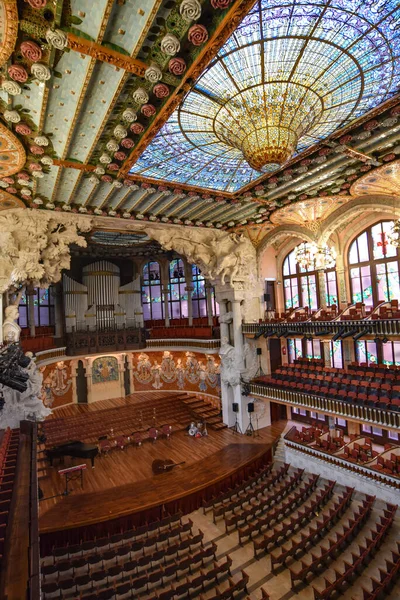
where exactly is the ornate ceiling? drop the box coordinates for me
[0,0,400,237]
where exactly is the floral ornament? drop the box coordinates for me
[382,117,398,127]
[45,29,68,50]
[6,187,17,194]
[211,0,231,8]
[141,104,156,117]
[122,108,137,123]
[94,166,105,175]
[17,172,30,181]
[93,208,103,215]
[122,212,130,218]
[32,171,44,179]
[15,123,31,135]
[113,180,123,188]
[339,134,352,145]
[29,163,42,172]
[41,156,54,166]
[21,187,32,196]
[188,24,208,46]
[132,87,149,105]
[136,213,144,220]
[364,119,379,131]
[123,180,138,189]
[108,163,119,171]
[114,124,127,139]
[390,105,400,116]
[2,81,21,96]
[78,206,87,213]
[8,65,28,83]
[31,63,51,82]
[160,33,180,56]
[34,135,49,147]
[62,204,71,211]
[101,174,112,183]
[20,41,42,61]
[168,57,186,76]
[114,151,126,161]
[33,197,43,205]
[153,83,169,98]
[89,175,100,185]
[383,153,396,162]
[180,0,202,22]
[3,177,14,184]
[106,139,119,152]
[108,209,117,216]
[144,63,162,83]
[99,153,112,164]
[121,138,134,149]
[130,122,144,134]
[27,0,47,8]
[318,147,331,156]
[46,202,55,209]
[30,145,45,155]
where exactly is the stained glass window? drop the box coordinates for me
[283,249,336,311]
[192,264,207,319]
[356,340,378,365]
[130,0,400,192]
[288,338,302,363]
[306,339,321,360]
[169,259,188,319]
[330,340,343,369]
[142,261,163,322]
[18,287,55,328]
[349,221,400,307]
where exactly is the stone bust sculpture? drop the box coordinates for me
[3,305,21,343]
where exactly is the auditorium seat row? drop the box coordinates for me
[0,427,20,567]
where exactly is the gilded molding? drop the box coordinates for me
[0,1,18,67]
[67,33,148,76]
[0,121,26,176]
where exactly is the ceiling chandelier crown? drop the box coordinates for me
[387,219,400,248]
[294,242,336,271]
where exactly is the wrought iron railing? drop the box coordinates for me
[249,382,400,429]
[243,319,400,337]
[146,338,220,350]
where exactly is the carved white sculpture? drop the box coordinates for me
[240,340,259,382]
[0,208,92,293]
[0,353,52,429]
[219,311,233,325]
[219,337,241,387]
[143,226,256,286]
[2,305,21,343]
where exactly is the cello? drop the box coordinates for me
[152,458,185,474]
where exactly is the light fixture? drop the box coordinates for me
[294,242,336,271]
[387,220,400,248]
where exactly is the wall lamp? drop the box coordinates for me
[332,328,345,342]
[254,330,264,340]
[314,330,331,336]
[353,328,372,341]
[264,330,276,338]
[341,329,358,339]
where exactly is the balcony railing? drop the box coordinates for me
[146,338,220,351]
[249,382,400,429]
[243,319,400,337]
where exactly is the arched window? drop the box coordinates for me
[142,261,163,321]
[348,220,400,308]
[168,258,188,319]
[192,264,207,318]
[18,287,55,328]
[282,248,337,311]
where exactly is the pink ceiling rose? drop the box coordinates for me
[318,147,331,156]
[300,158,312,166]
[267,177,278,184]
[114,151,126,161]
[8,64,28,82]
[188,24,208,46]
[339,134,352,144]
[141,104,156,117]
[3,177,14,184]
[121,137,134,149]
[390,105,400,116]
[28,163,42,171]
[141,182,150,189]
[20,41,42,62]
[363,119,379,131]
[17,172,30,180]
[360,165,372,172]
[153,83,170,98]
[383,153,396,162]
[30,145,44,155]
[130,123,144,134]
[6,187,17,194]
[299,193,308,200]
[15,123,32,135]
[168,57,186,76]
[123,179,135,186]
[211,0,231,8]
[26,0,47,7]
[101,175,112,182]
[108,163,119,171]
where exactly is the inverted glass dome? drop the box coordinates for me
[130,0,400,192]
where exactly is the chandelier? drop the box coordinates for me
[214,83,323,171]
[387,219,400,248]
[294,242,336,271]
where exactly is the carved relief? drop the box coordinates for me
[0,122,27,177]
[0,1,19,68]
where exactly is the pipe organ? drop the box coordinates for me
[63,261,143,333]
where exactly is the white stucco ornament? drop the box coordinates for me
[106,139,119,152]
[113,180,123,188]
[79,207,87,213]
[31,63,51,82]
[94,166,105,175]
[94,208,102,215]
[143,225,257,286]
[41,156,54,166]
[0,209,92,293]
[114,124,127,139]
[21,187,32,196]
[46,202,55,209]
[132,87,149,105]
[161,33,180,56]
[2,80,21,96]
[122,212,130,218]
[89,175,100,185]
[2,305,21,343]
[33,197,43,205]
[180,0,202,22]
[122,108,137,123]
[0,181,9,188]
[4,110,20,123]
[99,153,112,164]
[32,171,44,179]
[62,204,71,211]
[219,337,241,387]
[45,28,68,50]
[144,63,162,83]
[108,209,116,216]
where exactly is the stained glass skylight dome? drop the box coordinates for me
[130,0,400,192]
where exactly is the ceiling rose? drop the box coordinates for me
[131,0,400,191]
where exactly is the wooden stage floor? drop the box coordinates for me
[39,421,287,536]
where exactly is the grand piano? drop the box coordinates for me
[45,440,99,468]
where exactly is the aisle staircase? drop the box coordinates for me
[181,396,227,431]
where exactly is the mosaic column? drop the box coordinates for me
[335,254,348,310]
[317,270,327,309]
